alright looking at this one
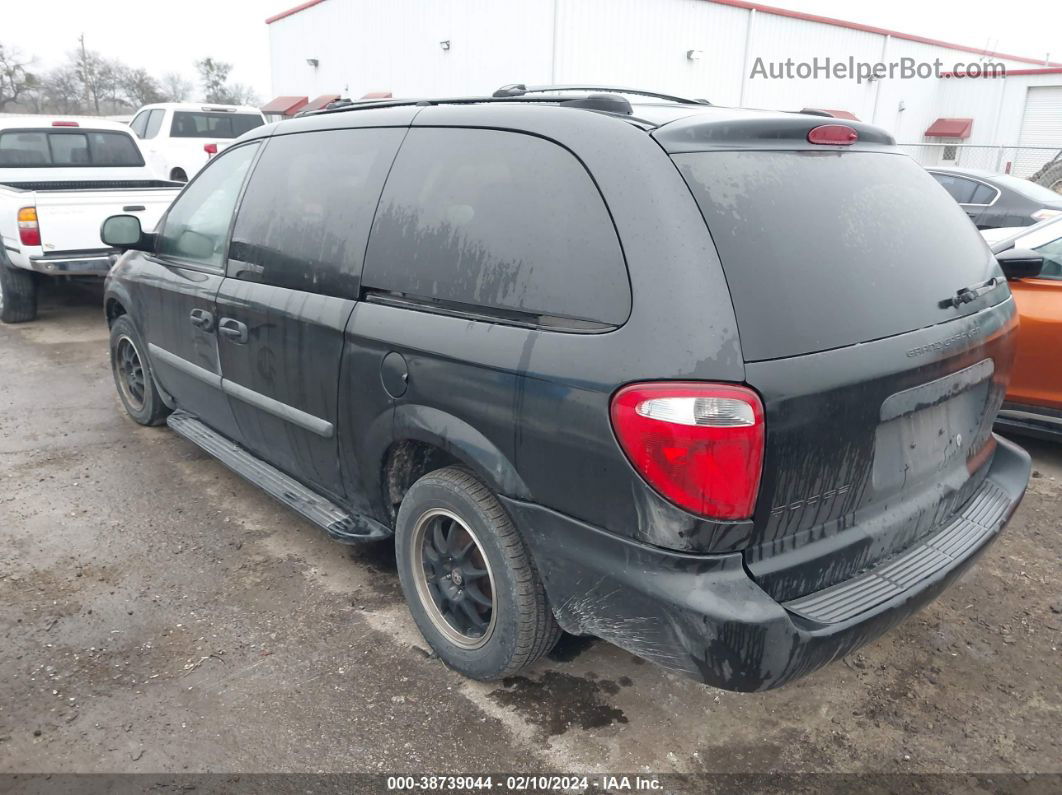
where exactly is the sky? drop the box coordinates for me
[3,0,1059,106]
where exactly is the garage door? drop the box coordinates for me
[1017,86,1062,178]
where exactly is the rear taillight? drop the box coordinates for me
[203,143,218,156]
[17,207,40,246]
[807,124,858,145]
[610,382,765,520]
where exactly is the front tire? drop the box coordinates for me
[109,316,169,426]
[0,265,38,323]
[395,467,560,680]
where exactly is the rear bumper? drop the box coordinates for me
[27,251,116,276]
[504,434,1030,691]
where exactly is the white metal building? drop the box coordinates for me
[265,0,1062,176]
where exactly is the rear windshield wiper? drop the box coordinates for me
[940,276,1000,309]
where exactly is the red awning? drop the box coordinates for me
[802,108,860,121]
[304,94,341,111]
[924,117,973,138]
[260,95,309,116]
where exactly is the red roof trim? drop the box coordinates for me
[707,1,1061,67]
[924,117,973,139]
[266,0,327,25]
[942,66,1062,78]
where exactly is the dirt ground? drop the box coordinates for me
[1,281,1060,778]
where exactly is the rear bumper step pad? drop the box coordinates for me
[166,410,389,543]
[783,479,1010,624]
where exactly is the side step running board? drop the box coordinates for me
[167,410,390,543]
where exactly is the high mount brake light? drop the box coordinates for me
[807,124,858,145]
[610,382,765,520]
[51,120,79,127]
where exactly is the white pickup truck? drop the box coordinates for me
[128,103,266,182]
[0,117,182,323]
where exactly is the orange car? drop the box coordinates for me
[985,216,1062,439]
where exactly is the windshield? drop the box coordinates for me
[675,150,1000,360]
[170,111,264,139]
[0,130,144,167]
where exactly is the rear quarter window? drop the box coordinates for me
[362,127,630,327]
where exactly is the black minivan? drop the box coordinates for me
[101,88,1031,691]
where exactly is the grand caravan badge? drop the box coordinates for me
[906,327,980,357]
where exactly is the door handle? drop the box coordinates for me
[218,317,249,344]
[189,308,214,331]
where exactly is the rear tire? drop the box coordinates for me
[0,265,38,323]
[395,466,560,680]
[1034,162,1062,194]
[109,315,169,426]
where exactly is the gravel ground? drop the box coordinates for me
[1,281,1060,778]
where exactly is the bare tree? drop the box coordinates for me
[39,66,83,114]
[160,72,193,102]
[0,44,37,111]
[121,66,163,108]
[196,57,233,104]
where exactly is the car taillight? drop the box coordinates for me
[203,143,218,156]
[807,124,858,145]
[1031,208,1061,222]
[17,207,40,246]
[610,382,765,520]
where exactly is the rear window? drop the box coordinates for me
[0,130,144,167]
[676,151,998,360]
[170,111,264,139]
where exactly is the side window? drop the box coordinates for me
[130,111,150,138]
[931,173,978,204]
[144,109,164,139]
[157,143,259,268]
[362,128,630,326]
[970,182,997,205]
[228,128,404,298]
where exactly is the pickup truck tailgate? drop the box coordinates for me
[32,186,178,253]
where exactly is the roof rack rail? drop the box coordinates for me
[493,83,710,105]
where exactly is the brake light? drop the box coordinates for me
[807,124,858,145]
[610,382,765,520]
[17,207,40,246]
[203,143,218,156]
[51,120,79,127]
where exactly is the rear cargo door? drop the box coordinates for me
[674,148,1017,602]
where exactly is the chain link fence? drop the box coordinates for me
[898,143,1062,187]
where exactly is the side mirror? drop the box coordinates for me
[101,214,152,252]
[996,247,1044,280]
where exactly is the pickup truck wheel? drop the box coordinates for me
[109,316,168,426]
[0,265,38,323]
[395,466,560,680]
